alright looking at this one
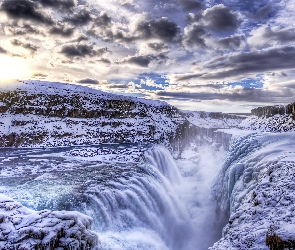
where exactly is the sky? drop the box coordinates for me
[0,0,295,112]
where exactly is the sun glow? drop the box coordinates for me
[0,56,31,84]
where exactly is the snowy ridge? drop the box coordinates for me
[0,194,99,249]
[239,114,295,132]
[211,132,295,249]
[182,110,246,129]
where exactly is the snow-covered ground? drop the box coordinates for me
[183,110,246,129]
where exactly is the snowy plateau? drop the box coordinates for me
[0,81,295,249]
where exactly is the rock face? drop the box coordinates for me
[0,194,100,249]
[0,81,191,148]
[251,102,295,118]
[183,111,247,150]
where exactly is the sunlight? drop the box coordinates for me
[0,56,31,84]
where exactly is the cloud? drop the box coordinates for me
[174,46,295,82]
[10,39,38,54]
[202,4,240,32]
[147,42,168,51]
[49,23,75,37]
[252,5,273,20]
[37,0,76,9]
[0,46,7,54]
[5,23,43,35]
[135,17,180,43]
[119,55,154,67]
[183,24,207,48]
[93,11,112,27]
[217,35,243,49]
[118,54,168,67]
[248,26,295,48]
[32,72,48,79]
[177,0,202,11]
[60,43,108,58]
[0,0,54,24]
[64,8,92,25]
[76,78,99,84]
[155,86,295,103]
[106,84,129,89]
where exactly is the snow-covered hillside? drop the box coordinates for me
[211,132,295,249]
[0,81,188,147]
[239,114,295,132]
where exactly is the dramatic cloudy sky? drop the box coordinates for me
[0,0,295,112]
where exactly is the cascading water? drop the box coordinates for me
[0,143,226,249]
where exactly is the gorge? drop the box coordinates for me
[0,81,295,249]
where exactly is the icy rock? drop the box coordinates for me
[210,132,295,250]
[0,194,100,249]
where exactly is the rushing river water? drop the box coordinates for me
[0,143,225,250]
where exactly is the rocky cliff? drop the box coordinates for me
[251,102,295,118]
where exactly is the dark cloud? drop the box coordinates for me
[6,23,42,35]
[120,55,153,67]
[217,35,243,49]
[183,24,207,48]
[177,0,202,11]
[74,35,89,42]
[93,12,111,27]
[38,0,76,9]
[119,54,168,67]
[98,58,111,65]
[32,73,48,79]
[176,46,295,81]
[1,0,54,24]
[0,46,7,54]
[49,23,74,37]
[203,4,240,32]
[252,5,273,20]
[11,39,38,53]
[60,43,108,58]
[77,78,99,84]
[259,27,295,43]
[136,17,180,43]
[64,8,92,25]
[106,84,129,89]
[147,42,168,51]
[155,87,295,103]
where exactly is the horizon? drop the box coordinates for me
[0,0,295,112]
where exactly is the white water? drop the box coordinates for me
[0,143,226,249]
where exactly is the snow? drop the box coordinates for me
[0,194,100,249]
[239,114,295,132]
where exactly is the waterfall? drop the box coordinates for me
[0,145,196,250]
[144,145,182,184]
